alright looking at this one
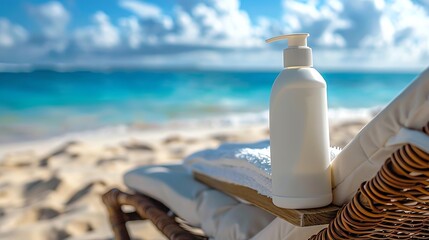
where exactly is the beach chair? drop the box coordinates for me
[102,68,429,240]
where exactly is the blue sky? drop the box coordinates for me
[0,0,429,71]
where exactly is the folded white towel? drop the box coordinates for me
[184,140,341,198]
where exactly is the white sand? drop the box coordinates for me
[0,118,368,240]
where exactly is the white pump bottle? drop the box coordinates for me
[267,33,332,209]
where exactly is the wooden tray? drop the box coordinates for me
[193,172,339,227]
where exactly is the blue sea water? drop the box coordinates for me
[0,70,418,143]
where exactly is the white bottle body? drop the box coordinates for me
[270,67,332,209]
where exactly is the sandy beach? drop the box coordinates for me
[0,116,370,240]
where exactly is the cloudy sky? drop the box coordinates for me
[0,0,429,71]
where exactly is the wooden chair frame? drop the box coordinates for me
[102,188,207,240]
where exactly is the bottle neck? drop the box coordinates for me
[283,47,313,68]
[284,66,313,69]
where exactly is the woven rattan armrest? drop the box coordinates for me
[310,122,429,239]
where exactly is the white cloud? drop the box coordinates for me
[164,8,200,44]
[29,1,70,39]
[281,0,429,53]
[119,16,142,48]
[74,11,120,50]
[0,18,27,47]
[119,0,269,48]
[281,0,429,70]
[282,0,349,47]
[119,0,162,19]
[114,0,429,70]
[119,0,174,48]
[191,0,261,47]
[2,0,429,71]
[173,0,266,47]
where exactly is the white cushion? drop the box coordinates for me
[124,163,275,239]
[332,68,429,205]
[124,164,209,226]
[197,189,275,240]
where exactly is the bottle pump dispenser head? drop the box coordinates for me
[266,33,312,68]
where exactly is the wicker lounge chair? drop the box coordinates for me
[103,69,429,239]
[103,122,429,239]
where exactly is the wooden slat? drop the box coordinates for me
[193,172,339,227]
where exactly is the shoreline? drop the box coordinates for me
[0,106,381,150]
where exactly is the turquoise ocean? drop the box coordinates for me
[0,70,418,144]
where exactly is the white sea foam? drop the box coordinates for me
[328,106,383,123]
[0,106,381,146]
[164,106,382,128]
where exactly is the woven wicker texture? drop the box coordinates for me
[310,122,429,239]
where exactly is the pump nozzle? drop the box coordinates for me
[265,33,309,47]
[266,33,312,68]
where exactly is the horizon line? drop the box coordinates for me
[0,64,423,74]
